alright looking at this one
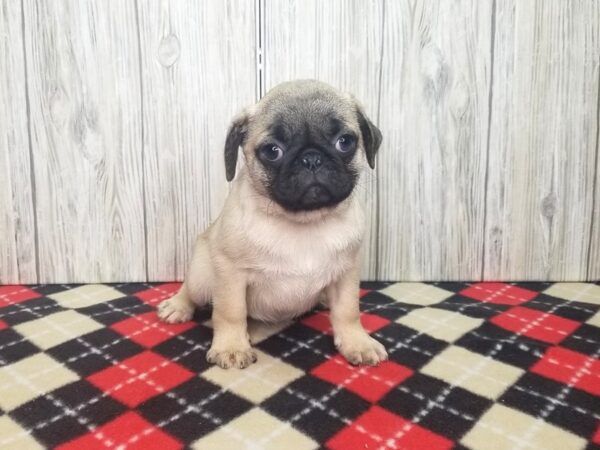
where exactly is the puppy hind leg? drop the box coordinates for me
[157,235,213,323]
[157,284,195,323]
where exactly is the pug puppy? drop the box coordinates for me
[157,79,387,369]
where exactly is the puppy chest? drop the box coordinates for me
[248,241,353,282]
[245,272,328,321]
[244,246,353,320]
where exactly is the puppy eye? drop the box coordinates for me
[260,145,283,162]
[335,134,356,153]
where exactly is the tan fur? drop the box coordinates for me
[158,80,387,369]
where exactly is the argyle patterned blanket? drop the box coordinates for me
[0,282,599,450]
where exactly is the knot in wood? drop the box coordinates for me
[158,34,181,67]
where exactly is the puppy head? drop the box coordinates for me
[224,80,382,212]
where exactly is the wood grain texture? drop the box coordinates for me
[0,1,37,283]
[377,0,492,280]
[590,138,600,279]
[23,0,146,283]
[138,0,256,281]
[3,1,599,283]
[263,0,384,279]
[484,0,600,280]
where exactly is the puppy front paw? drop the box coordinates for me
[336,332,388,366]
[206,346,257,369]
[157,297,194,323]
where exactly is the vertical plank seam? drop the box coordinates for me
[167,2,178,281]
[20,0,39,283]
[133,0,149,282]
[375,0,386,280]
[255,0,265,100]
[586,57,600,280]
[481,0,497,281]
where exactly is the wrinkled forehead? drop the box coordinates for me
[249,91,358,144]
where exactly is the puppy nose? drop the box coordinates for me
[300,151,323,172]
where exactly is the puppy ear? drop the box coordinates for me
[224,111,249,181]
[356,106,382,169]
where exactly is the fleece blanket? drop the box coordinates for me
[0,281,599,449]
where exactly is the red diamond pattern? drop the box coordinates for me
[531,346,600,396]
[312,355,413,402]
[327,406,453,450]
[87,351,193,407]
[56,411,182,450]
[111,311,195,348]
[593,423,600,445]
[135,283,182,306]
[490,306,580,344]
[0,285,42,308]
[460,283,538,305]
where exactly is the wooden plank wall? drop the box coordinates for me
[375,0,492,281]
[485,0,600,281]
[137,0,256,281]
[22,0,146,283]
[0,0,598,283]
[0,0,37,283]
